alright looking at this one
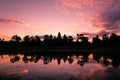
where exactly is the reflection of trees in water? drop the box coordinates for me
[103,56,111,66]
[6,53,120,67]
[22,54,41,63]
[93,53,102,62]
[93,53,120,67]
[43,56,51,64]
[110,55,120,67]
[77,54,89,66]
[10,55,20,63]
[22,55,28,63]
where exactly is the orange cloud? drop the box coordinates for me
[0,19,31,27]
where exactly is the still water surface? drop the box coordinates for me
[0,53,120,80]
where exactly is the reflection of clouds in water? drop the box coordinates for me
[2,69,28,76]
[0,54,120,80]
[68,62,120,80]
[68,63,107,80]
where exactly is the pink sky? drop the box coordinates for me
[0,0,120,40]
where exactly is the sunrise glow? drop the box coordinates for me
[0,0,120,39]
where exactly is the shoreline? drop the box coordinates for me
[0,46,120,54]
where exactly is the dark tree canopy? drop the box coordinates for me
[44,35,50,41]
[11,35,21,42]
[92,35,101,46]
[23,35,30,42]
[68,36,73,42]
[0,32,120,47]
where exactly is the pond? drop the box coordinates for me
[0,52,120,80]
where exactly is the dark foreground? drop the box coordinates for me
[0,45,120,54]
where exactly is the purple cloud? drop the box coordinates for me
[0,19,31,27]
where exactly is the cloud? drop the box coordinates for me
[92,1,120,33]
[68,63,107,80]
[56,0,109,18]
[56,0,120,35]
[77,30,111,38]
[0,19,31,27]
[57,0,94,9]
[1,69,29,77]
[56,0,95,16]
[82,30,111,37]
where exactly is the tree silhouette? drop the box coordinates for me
[23,35,30,43]
[110,33,117,40]
[92,35,101,46]
[102,34,109,41]
[34,35,41,43]
[30,36,36,43]
[68,36,73,42]
[44,35,50,41]
[109,33,118,46]
[11,35,21,42]
[77,33,84,42]
[77,34,89,43]
[0,32,120,49]
[102,34,109,46]
[82,37,88,43]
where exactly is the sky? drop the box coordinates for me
[0,0,120,40]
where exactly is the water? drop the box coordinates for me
[0,52,120,80]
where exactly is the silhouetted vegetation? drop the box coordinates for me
[0,33,120,80]
[0,32,120,53]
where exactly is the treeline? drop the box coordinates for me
[0,32,120,47]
